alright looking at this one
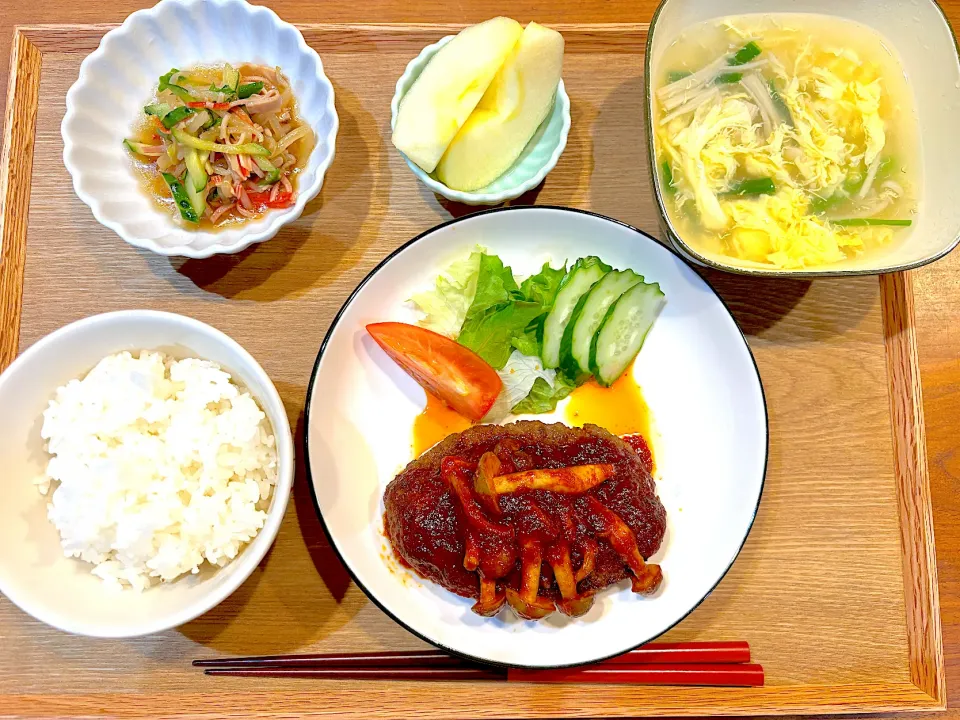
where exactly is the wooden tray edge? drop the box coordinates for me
[0,23,946,717]
[0,28,40,370]
[0,682,945,718]
[881,272,947,707]
[14,22,649,55]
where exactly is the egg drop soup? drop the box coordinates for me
[653,15,920,271]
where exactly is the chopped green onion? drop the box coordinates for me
[667,70,692,83]
[725,177,776,196]
[716,72,743,84]
[161,172,200,223]
[768,79,793,126]
[171,127,270,156]
[830,218,913,227]
[730,41,762,66]
[158,69,195,103]
[810,192,843,215]
[160,106,196,130]
[661,160,675,193]
[237,81,264,99]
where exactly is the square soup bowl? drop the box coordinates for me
[644,0,960,277]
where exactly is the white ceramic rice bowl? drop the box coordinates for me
[0,311,294,637]
[62,0,338,258]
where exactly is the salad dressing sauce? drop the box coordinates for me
[412,392,472,456]
[565,367,652,440]
[412,372,655,465]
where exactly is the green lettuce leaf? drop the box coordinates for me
[458,301,544,369]
[482,350,557,422]
[467,253,522,312]
[458,257,566,369]
[519,262,566,307]
[512,373,578,414]
[511,261,567,358]
[411,248,567,370]
[510,330,541,358]
[409,248,483,337]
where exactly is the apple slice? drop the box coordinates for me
[392,17,523,173]
[435,22,565,191]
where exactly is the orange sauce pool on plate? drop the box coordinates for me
[412,392,472,456]
[412,372,654,465]
[564,368,653,459]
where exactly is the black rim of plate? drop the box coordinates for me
[302,204,770,670]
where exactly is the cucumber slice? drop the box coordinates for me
[184,149,208,192]
[255,156,281,184]
[172,127,270,156]
[237,81,264,99]
[160,106,196,130]
[558,292,591,376]
[144,103,172,118]
[183,175,207,217]
[560,269,642,376]
[200,110,219,131]
[590,282,666,386]
[541,257,612,369]
[222,63,240,95]
[161,173,200,224]
[123,139,154,156]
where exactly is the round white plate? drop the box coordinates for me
[305,206,767,668]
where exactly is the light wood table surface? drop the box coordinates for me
[1,1,959,718]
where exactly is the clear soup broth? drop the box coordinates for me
[652,14,920,271]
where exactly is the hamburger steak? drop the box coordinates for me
[384,421,666,620]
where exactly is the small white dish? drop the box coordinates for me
[62,0,339,258]
[0,311,294,637]
[305,206,767,668]
[390,35,571,206]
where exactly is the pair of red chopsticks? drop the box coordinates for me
[194,641,763,686]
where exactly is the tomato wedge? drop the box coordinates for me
[366,322,502,422]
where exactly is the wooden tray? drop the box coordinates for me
[0,23,945,718]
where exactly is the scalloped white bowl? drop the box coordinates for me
[390,35,571,205]
[62,0,339,258]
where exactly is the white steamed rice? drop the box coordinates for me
[36,350,278,591]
